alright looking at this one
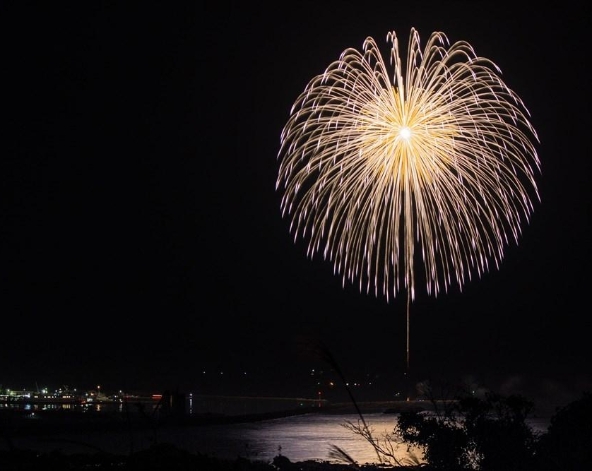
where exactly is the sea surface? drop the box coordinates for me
[1,408,551,465]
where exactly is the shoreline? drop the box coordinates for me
[0,399,433,432]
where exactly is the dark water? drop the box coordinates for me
[1,411,551,465]
[172,412,550,464]
[183,412,427,464]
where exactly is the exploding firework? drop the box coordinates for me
[276,28,540,368]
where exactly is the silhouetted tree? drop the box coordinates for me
[460,393,536,470]
[391,390,537,470]
[534,391,592,470]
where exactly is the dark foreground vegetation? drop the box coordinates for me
[0,391,591,470]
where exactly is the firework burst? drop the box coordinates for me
[276,28,540,366]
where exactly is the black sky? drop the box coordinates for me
[2,3,590,409]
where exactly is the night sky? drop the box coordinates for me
[2,3,590,410]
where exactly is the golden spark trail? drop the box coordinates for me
[276,28,540,373]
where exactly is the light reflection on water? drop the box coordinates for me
[177,412,551,464]
[0,402,126,413]
[2,411,551,465]
[207,413,421,464]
